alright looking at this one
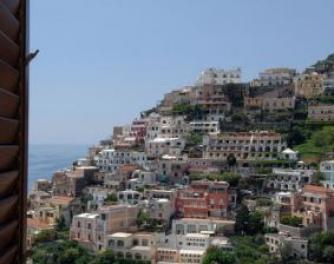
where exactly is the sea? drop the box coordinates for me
[28,144,89,193]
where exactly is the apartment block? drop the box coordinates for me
[251,68,296,87]
[94,148,147,173]
[244,96,295,111]
[191,84,232,122]
[294,72,324,99]
[52,166,98,197]
[157,156,188,184]
[145,138,185,158]
[203,131,286,161]
[293,185,334,231]
[176,180,230,218]
[196,68,241,85]
[117,190,142,205]
[308,104,334,122]
[85,186,110,210]
[172,218,235,236]
[129,119,148,144]
[265,233,308,259]
[323,72,334,96]
[145,115,189,140]
[266,169,314,191]
[70,205,138,251]
[105,232,156,262]
[127,169,157,190]
[320,160,334,189]
[70,213,100,250]
[262,97,295,111]
[189,121,219,134]
[161,86,196,107]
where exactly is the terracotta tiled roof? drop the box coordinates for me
[303,184,334,195]
[27,218,53,230]
[48,196,74,205]
[119,164,140,173]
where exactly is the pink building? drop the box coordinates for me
[176,180,230,218]
[130,119,148,144]
[293,185,334,231]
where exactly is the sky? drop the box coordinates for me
[30,0,334,145]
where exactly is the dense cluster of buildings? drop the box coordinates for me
[28,55,334,263]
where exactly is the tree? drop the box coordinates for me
[34,229,55,244]
[218,172,240,187]
[56,215,67,232]
[186,132,203,147]
[280,241,293,263]
[90,249,116,264]
[248,212,264,235]
[32,240,94,264]
[203,246,236,264]
[227,153,237,168]
[280,216,302,227]
[313,127,334,147]
[222,83,244,107]
[287,127,306,147]
[105,193,118,203]
[312,171,325,185]
[235,204,250,235]
[309,231,334,262]
[231,112,248,123]
[136,209,150,227]
[323,245,334,263]
[235,204,264,235]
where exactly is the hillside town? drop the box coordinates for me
[29,54,334,264]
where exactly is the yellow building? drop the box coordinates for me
[294,72,324,99]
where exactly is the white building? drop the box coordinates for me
[159,116,189,139]
[203,131,286,161]
[320,160,334,189]
[265,233,308,259]
[145,115,189,140]
[145,137,185,158]
[70,205,139,251]
[117,190,142,205]
[281,148,299,161]
[267,168,314,191]
[323,72,334,96]
[105,232,156,262]
[85,186,111,210]
[251,68,296,87]
[70,213,100,250]
[143,198,174,224]
[94,148,148,173]
[308,104,334,122]
[172,218,235,236]
[126,169,157,190]
[189,120,220,134]
[196,68,241,86]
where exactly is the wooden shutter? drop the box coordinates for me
[0,0,28,263]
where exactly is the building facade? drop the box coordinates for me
[196,68,241,85]
[176,181,230,218]
[308,104,334,122]
[266,169,314,191]
[203,131,286,161]
[294,72,324,99]
[251,68,296,87]
[320,160,334,189]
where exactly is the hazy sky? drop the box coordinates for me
[30,0,334,145]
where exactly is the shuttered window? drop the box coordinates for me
[0,0,28,263]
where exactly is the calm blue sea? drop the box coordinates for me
[28,144,89,192]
